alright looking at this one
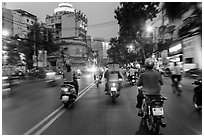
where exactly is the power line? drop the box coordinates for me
[3,16,118,31]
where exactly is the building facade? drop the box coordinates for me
[14,9,37,38]
[146,2,202,71]
[2,6,38,75]
[45,3,89,69]
[91,38,111,66]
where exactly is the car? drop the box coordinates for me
[185,68,202,78]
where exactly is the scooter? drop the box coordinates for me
[60,81,77,108]
[172,78,182,96]
[108,80,120,103]
[95,75,101,88]
[138,87,167,134]
[129,75,137,85]
[192,79,202,111]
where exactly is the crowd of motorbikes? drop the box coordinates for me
[43,63,202,134]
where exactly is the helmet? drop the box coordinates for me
[145,58,154,69]
[135,64,140,69]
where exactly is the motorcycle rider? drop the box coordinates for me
[127,66,137,82]
[104,66,123,95]
[136,58,163,116]
[93,66,103,81]
[63,62,79,95]
[171,62,182,87]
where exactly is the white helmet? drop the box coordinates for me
[136,64,140,69]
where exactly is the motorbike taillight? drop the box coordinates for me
[70,87,76,94]
[61,87,69,92]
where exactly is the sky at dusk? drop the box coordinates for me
[5,1,120,41]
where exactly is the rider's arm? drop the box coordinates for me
[159,73,163,85]
[137,75,143,86]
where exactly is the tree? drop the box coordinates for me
[162,2,202,37]
[114,2,160,62]
[107,37,125,64]
[20,22,59,69]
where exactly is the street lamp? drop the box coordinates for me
[146,25,153,33]
[2,30,9,37]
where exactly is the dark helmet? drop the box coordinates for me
[65,61,71,72]
[145,58,154,69]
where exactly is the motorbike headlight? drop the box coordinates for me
[112,83,116,87]
[119,78,122,81]
[61,87,68,92]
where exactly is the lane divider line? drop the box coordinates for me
[34,109,66,135]
[23,82,94,135]
[34,83,94,135]
[76,83,94,101]
[78,82,95,96]
[23,105,64,135]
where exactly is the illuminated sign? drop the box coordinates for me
[169,43,182,53]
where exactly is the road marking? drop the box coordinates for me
[76,83,94,101]
[23,106,64,135]
[23,82,94,135]
[35,109,66,135]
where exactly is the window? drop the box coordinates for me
[51,19,54,23]
[27,19,29,23]
[31,21,34,24]
[185,58,193,63]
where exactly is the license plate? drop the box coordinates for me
[62,96,69,102]
[152,107,164,116]
[111,87,117,91]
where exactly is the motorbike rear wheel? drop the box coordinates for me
[96,82,99,87]
[64,102,70,108]
[193,95,202,111]
[111,96,116,104]
[151,120,160,134]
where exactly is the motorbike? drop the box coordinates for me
[45,72,58,87]
[172,77,182,96]
[129,75,137,85]
[60,81,77,108]
[95,74,101,87]
[107,72,122,103]
[192,79,202,111]
[139,87,167,134]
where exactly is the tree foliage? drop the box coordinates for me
[162,2,202,37]
[21,22,59,69]
[112,2,159,62]
[162,2,201,21]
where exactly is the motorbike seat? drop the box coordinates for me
[63,81,75,88]
[144,95,167,105]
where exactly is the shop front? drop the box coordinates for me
[168,42,183,69]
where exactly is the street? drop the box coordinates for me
[2,74,202,135]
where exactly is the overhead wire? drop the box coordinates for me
[3,16,118,31]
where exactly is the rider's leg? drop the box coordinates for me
[136,91,144,116]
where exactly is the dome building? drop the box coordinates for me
[45,3,89,70]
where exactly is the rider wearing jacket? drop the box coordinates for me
[136,58,163,116]
[63,63,79,95]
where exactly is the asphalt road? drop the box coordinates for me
[2,74,202,135]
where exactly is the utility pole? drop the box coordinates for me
[33,29,37,68]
